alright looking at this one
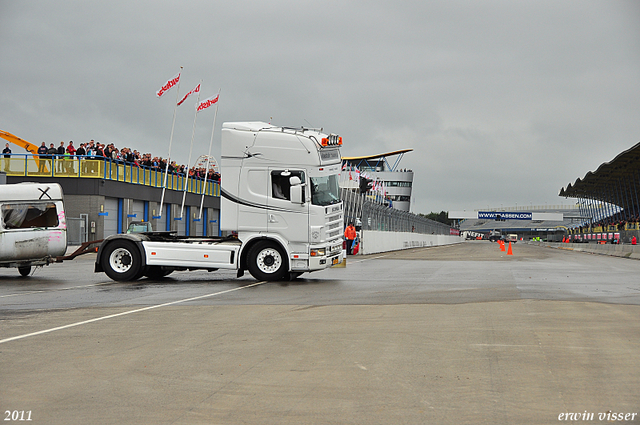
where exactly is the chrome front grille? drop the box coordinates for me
[327,213,341,223]
[327,221,342,230]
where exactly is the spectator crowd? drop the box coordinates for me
[576,217,640,232]
[20,139,220,183]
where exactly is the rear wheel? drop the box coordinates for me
[18,266,31,277]
[247,240,288,281]
[102,240,142,281]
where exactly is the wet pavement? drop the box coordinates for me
[1,241,639,424]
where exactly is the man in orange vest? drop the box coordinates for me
[344,223,357,255]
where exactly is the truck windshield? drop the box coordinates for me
[310,175,340,206]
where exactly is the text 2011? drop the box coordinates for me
[4,411,32,421]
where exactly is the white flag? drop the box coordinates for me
[156,72,181,98]
[196,94,219,112]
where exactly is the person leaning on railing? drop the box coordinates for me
[76,143,86,156]
[63,146,75,173]
[2,143,11,172]
[56,142,65,172]
[66,141,76,155]
[37,142,48,173]
[47,143,57,172]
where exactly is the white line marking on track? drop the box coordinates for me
[0,281,266,345]
[0,282,115,298]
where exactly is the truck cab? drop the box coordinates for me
[221,122,344,279]
[95,122,344,282]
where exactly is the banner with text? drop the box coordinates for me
[478,211,533,220]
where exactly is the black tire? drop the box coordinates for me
[101,240,142,281]
[18,266,31,277]
[144,266,174,279]
[246,240,288,281]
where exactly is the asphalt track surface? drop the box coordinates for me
[1,241,639,424]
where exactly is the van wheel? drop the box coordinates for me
[18,266,31,277]
[247,241,287,281]
[102,240,142,281]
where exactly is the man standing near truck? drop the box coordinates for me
[344,222,357,255]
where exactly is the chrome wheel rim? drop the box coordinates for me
[109,248,133,273]
[256,248,282,274]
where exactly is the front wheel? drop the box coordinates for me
[102,240,143,281]
[247,241,288,281]
[18,266,31,277]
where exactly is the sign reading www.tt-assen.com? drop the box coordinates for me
[448,211,564,221]
[478,211,532,220]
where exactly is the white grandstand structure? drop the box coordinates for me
[340,149,414,212]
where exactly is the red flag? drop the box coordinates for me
[177,83,201,106]
[197,94,219,112]
[156,72,181,98]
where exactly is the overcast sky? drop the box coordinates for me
[2,1,639,213]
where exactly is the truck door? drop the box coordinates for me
[267,169,309,246]
[237,168,268,233]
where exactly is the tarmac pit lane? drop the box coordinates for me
[1,241,639,424]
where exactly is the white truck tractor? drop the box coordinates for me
[95,122,345,281]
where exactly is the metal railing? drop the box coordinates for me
[341,189,452,235]
[2,154,219,196]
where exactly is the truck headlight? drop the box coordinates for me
[310,248,326,257]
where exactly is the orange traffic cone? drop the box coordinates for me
[500,240,505,251]
[507,241,513,255]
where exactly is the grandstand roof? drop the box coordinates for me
[559,141,640,204]
[341,149,413,161]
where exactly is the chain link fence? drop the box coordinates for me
[341,189,452,235]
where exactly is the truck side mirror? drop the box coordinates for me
[289,176,301,185]
[289,176,303,204]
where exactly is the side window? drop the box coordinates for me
[1,202,59,229]
[270,170,305,201]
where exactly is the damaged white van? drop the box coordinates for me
[0,183,67,276]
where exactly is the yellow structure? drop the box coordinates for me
[0,129,49,174]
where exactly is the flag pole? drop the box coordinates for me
[180,80,202,218]
[159,66,183,218]
[199,89,221,220]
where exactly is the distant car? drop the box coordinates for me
[488,230,502,242]
[507,234,518,243]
